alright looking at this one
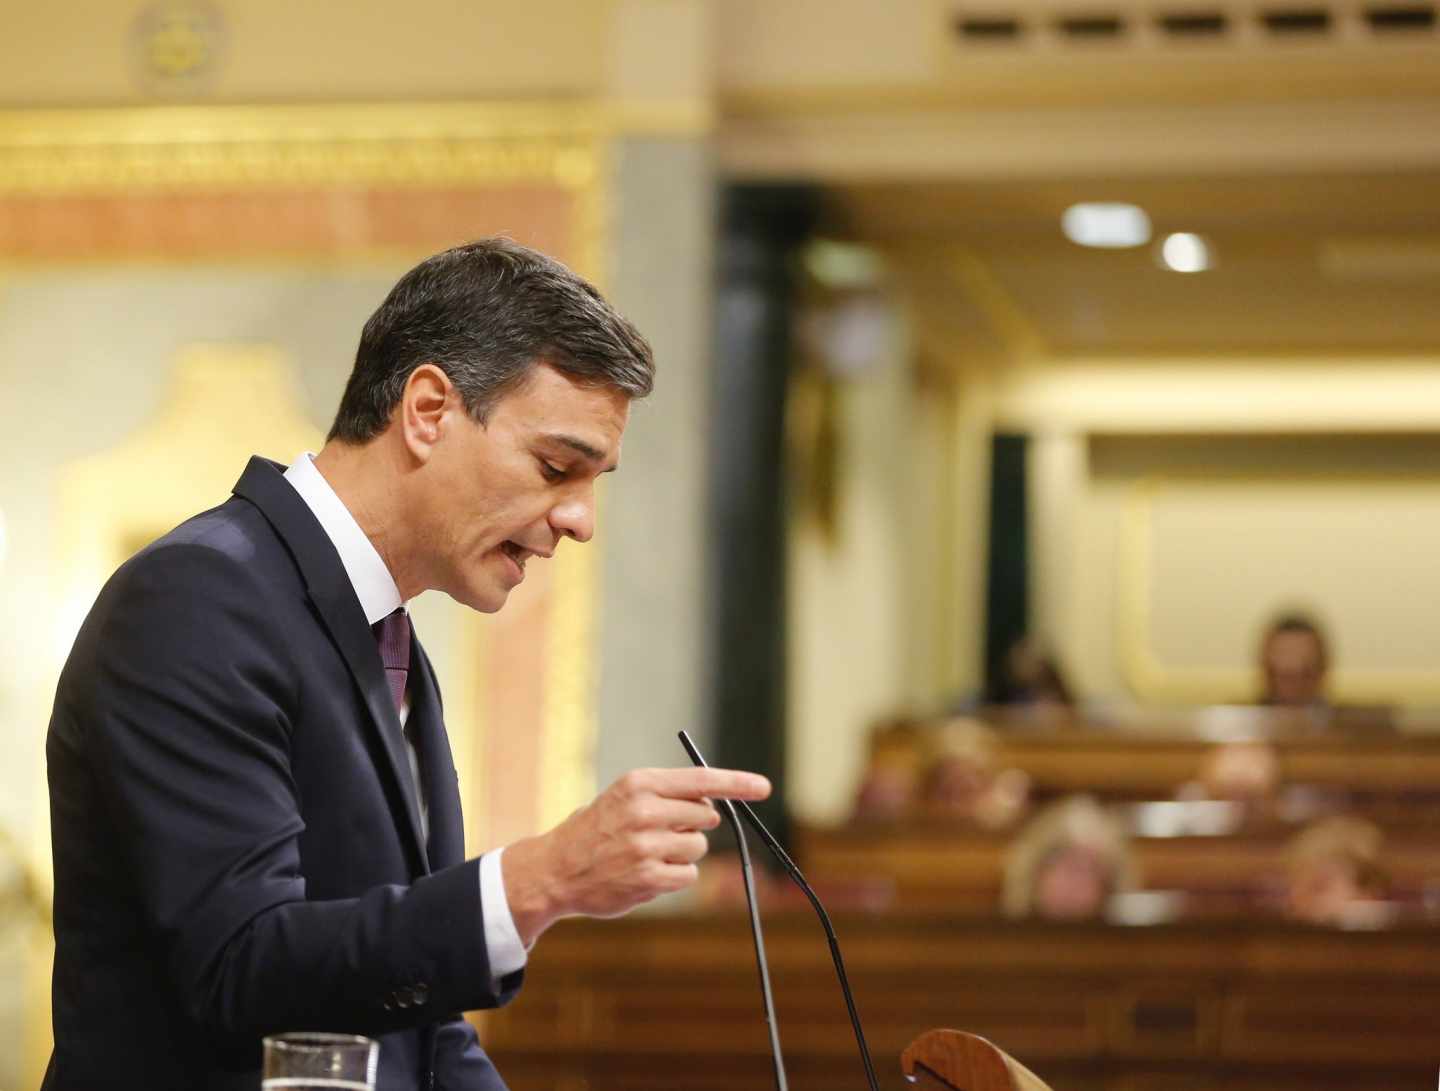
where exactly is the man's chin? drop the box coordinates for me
[448,583,510,614]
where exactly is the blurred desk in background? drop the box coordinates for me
[482,912,1440,1091]
[989,719,1440,806]
[795,822,1440,914]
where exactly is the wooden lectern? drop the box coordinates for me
[902,1029,1054,1091]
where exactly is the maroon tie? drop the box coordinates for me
[372,608,411,714]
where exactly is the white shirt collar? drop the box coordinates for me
[282,452,403,626]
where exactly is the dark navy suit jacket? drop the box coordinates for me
[45,456,520,1090]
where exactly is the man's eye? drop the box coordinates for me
[539,461,566,482]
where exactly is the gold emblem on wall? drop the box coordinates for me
[131,2,228,97]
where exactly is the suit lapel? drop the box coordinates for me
[408,638,465,870]
[231,456,429,871]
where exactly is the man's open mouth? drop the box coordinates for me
[500,541,529,570]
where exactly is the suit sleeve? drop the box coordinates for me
[432,1017,510,1091]
[86,539,520,1041]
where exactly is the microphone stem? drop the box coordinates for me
[719,799,789,1091]
[733,800,882,1091]
[678,731,878,1091]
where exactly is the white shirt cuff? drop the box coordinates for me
[480,847,528,981]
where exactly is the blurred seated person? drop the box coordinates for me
[1285,815,1390,927]
[1002,796,1139,921]
[918,719,1030,830]
[1258,611,1330,708]
[852,717,924,821]
[987,636,1075,713]
[1177,739,1350,825]
[1253,610,1394,730]
[1176,740,1281,812]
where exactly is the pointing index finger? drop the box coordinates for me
[652,766,771,803]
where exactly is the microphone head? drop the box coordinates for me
[677,730,708,768]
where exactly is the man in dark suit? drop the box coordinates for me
[44,238,769,1090]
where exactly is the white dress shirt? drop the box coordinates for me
[283,452,527,981]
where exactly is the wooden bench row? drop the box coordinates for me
[794,822,1440,912]
[482,912,1440,1091]
[990,726,1440,802]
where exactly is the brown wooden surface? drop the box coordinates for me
[990,725,1440,801]
[903,1029,1055,1091]
[481,911,1440,1091]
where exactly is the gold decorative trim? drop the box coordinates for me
[606,99,715,138]
[0,103,604,193]
[1119,473,1440,703]
[0,99,711,197]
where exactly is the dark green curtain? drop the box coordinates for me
[706,183,819,844]
[983,432,1030,703]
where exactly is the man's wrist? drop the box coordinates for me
[500,833,563,948]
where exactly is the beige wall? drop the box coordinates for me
[1009,369,1440,711]
[785,344,1440,819]
[785,307,997,824]
[787,348,914,824]
[1,1,610,105]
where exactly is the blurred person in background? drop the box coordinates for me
[1285,816,1389,926]
[1177,739,1353,826]
[1176,740,1282,819]
[918,719,1030,830]
[986,636,1075,712]
[852,717,924,821]
[1002,796,1139,921]
[1258,612,1330,708]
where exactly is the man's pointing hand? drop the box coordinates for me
[502,767,772,946]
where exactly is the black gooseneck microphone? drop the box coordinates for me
[678,730,881,1091]
[683,733,789,1091]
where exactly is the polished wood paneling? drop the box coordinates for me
[483,913,1440,1091]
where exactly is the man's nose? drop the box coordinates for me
[550,493,595,543]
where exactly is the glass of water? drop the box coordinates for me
[262,1032,378,1090]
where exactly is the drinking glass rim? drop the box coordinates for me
[264,1032,377,1050]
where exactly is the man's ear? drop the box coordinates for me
[399,364,454,463]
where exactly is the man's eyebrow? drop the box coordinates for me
[545,433,619,473]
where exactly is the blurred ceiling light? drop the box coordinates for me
[1061,202,1151,248]
[803,239,886,289]
[1158,232,1212,273]
[799,294,897,379]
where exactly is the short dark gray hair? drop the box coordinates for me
[328,238,654,443]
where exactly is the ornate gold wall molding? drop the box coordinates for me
[0,102,610,279]
[0,103,603,192]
